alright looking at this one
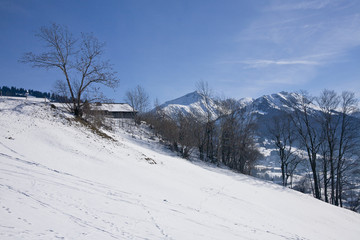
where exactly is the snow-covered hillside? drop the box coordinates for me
[1,97,360,240]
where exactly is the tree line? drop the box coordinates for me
[141,81,262,175]
[126,83,359,211]
[0,85,69,102]
[130,84,359,211]
[268,90,360,209]
[1,85,50,99]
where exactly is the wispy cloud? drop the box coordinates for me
[223,59,320,68]
[266,0,333,11]
[220,0,360,90]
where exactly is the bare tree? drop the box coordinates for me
[21,23,118,117]
[196,80,216,162]
[268,114,301,187]
[317,89,340,203]
[348,190,360,212]
[125,85,149,113]
[335,91,359,206]
[189,109,207,161]
[217,98,261,174]
[196,81,213,111]
[290,91,323,199]
[176,112,199,158]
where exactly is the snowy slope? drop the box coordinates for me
[1,97,360,240]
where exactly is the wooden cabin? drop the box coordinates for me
[92,103,136,119]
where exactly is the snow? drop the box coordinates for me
[95,103,133,112]
[238,97,254,107]
[160,91,205,106]
[159,91,220,120]
[1,96,360,240]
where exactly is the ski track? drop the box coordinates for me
[0,153,158,239]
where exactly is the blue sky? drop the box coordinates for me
[1,0,360,104]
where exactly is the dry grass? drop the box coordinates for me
[73,117,116,141]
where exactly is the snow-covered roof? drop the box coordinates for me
[94,103,134,112]
[1,96,47,102]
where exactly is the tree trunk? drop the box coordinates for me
[323,157,328,203]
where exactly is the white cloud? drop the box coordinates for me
[220,0,360,90]
[233,59,320,68]
[266,0,333,11]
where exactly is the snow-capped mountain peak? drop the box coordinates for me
[159,91,220,120]
[161,91,203,106]
[251,91,304,113]
[157,91,308,120]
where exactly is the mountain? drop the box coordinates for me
[157,90,327,133]
[158,91,305,120]
[159,91,221,120]
[156,91,360,188]
[156,91,310,137]
[238,97,254,108]
[1,96,360,239]
[352,111,360,119]
[251,91,298,113]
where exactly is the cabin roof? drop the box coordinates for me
[94,103,134,112]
